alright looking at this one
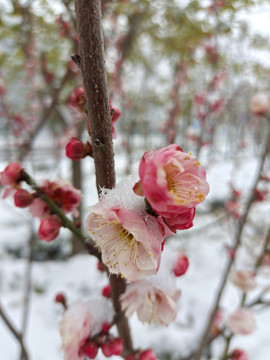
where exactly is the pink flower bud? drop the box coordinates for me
[81,340,99,359]
[69,87,86,112]
[102,285,111,299]
[14,189,33,208]
[0,163,23,186]
[139,349,157,360]
[250,93,270,115]
[101,337,123,357]
[227,308,256,335]
[173,253,189,277]
[66,138,93,160]
[97,260,105,272]
[101,322,111,333]
[55,293,67,308]
[38,216,62,242]
[229,348,248,360]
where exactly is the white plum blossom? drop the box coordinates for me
[226,307,256,335]
[86,177,164,281]
[59,300,91,360]
[230,269,257,292]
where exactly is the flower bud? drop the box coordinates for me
[54,293,67,308]
[66,137,92,160]
[102,285,111,299]
[229,348,248,360]
[14,189,33,208]
[38,216,62,242]
[81,340,99,359]
[101,337,123,357]
[139,349,157,360]
[173,253,189,277]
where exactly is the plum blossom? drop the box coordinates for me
[120,248,181,326]
[60,300,91,360]
[230,270,257,292]
[86,205,163,281]
[0,162,25,198]
[120,279,180,326]
[250,93,270,116]
[226,308,256,335]
[133,144,209,230]
[29,179,81,218]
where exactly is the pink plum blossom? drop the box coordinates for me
[0,162,23,186]
[59,300,91,360]
[230,270,257,292]
[86,205,164,281]
[226,308,256,335]
[134,144,209,228]
[250,93,270,115]
[120,280,181,326]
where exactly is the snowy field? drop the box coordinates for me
[1,147,270,360]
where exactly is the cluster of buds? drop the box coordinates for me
[80,332,123,359]
[0,163,81,242]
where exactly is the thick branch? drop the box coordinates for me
[75,0,133,354]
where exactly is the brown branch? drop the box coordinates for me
[75,0,133,355]
[194,121,270,360]
[0,301,29,360]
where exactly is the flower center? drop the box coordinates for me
[164,163,204,206]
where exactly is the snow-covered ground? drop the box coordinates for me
[0,151,270,360]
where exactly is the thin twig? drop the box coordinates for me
[194,121,270,360]
[0,301,29,360]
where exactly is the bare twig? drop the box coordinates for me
[0,301,29,360]
[194,121,270,360]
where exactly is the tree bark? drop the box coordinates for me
[75,0,133,354]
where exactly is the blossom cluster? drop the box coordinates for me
[0,163,81,242]
[86,145,209,283]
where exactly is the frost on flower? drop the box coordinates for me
[60,297,114,360]
[60,300,91,360]
[86,178,164,281]
[120,248,181,326]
